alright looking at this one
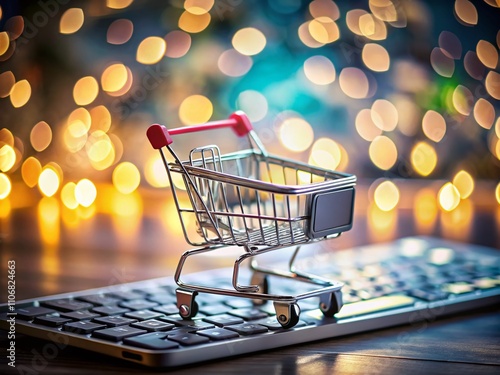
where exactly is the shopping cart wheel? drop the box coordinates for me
[319,290,343,317]
[274,302,301,329]
[176,289,199,319]
[250,272,269,305]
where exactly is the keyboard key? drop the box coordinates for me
[131,319,175,332]
[123,332,179,350]
[16,306,56,320]
[60,310,100,321]
[167,332,210,346]
[93,316,137,327]
[76,294,121,306]
[92,305,130,316]
[224,298,254,309]
[63,321,106,334]
[41,299,94,312]
[119,300,158,311]
[107,290,145,300]
[152,304,179,315]
[160,316,214,330]
[202,314,244,327]
[408,289,449,302]
[228,308,269,321]
[225,323,268,335]
[124,309,164,321]
[197,328,240,341]
[93,326,147,342]
[146,294,177,304]
[198,303,230,316]
[33,315,72,327]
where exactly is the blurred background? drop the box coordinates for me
[0,0,499,299]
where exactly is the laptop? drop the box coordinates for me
[1,236,499,368]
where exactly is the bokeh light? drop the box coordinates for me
[371,99,398,131]
[454,0,478,26]
[369,136,397,170]
[21,157,42,188]
[355,109,382,141]
[452,170,474,199]
[73,76,99,106]
[279,117,314,152]
[309,137,342,171]
[144,156,169,188]
[232,28,266,56]
[411,142,437,176]
[0,144,15,172]
[107,0,134,9]
[308,17,340,44]
[107,19,133,45]
[30,121,52,152]
[373,180,400,211]
[178,11,211,33]
[438,182,461,211]
[136,36,166,64]
[164,30,191,58]
[0,71,15,98]
[0,173,11,199]
[218,49,253,77]
[0,31,9,56]
[59,8,84,34]
[113,162,141,194]
[75,179,97,207]
[9,79,31,108]
[236,90,268,122]
[473,99,495,130]
[179,95,213,125]
[61,182,78,209]
[422,110,446,143]
[339,68,369,99]
[303,55,336,85]
[38,167,61,197]
[362,43,390,72]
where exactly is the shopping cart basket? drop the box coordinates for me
[147,111,356,328]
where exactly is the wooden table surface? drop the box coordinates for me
[1,180,499,374]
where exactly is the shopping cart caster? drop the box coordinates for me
[176,289,199,319]
[274,302,301,329]
[319,290,343,317]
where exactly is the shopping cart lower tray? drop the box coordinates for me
[147,111,356,328]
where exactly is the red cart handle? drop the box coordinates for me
[147,111,253,149]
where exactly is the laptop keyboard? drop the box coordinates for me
[1,236,499,367]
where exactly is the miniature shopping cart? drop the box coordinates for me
[147,111,356,328]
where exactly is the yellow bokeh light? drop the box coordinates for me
[73,76,99,106]
[308,17,339,44]
[0,31,9,56]
[362,43,390,72]
[359,13,387,40]
[90,105,112,133]
[136,36,166,65]
[411,141,437,176]
[414,188,438,232]
[454,0,478,26]
[370,0,398,22]
[303,55,336,85]
[339,67,369,99]
[485,71,500,100]
[75,179,97,207]
[438,182,461,211]
[345,9,367,35]
[473,98,495,130]
[452,85,473,115]
[298,21,324,48]
[10,79,31,108]
[101,63,128,93]
[355,109,382,141]
[369,135,397,170]
[476,40,498,69]
[452,170,474,199]
[144,156,169,188]
[0,144,15,172]
[184,0,214,14]
[496,182,500,204]
[61,182,78,209]
[106,0,134,9]
[22,157,42,188]
[0,128,14,146]
[309,138,342,171]
[373,180,400,211]
[232,27,266,56]
[30,121,52,152]
[279,117,314,152]
[0,71,15,98]
[59,8,84,34]
[179,95,213,125]
[371,99,398,131]
[113,162,141,194]
[178,10,211,33]
[0,173,11,199]
[38,167,60,197]
[422,110,446,143]
[86,131,116,170]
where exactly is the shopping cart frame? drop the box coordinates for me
[147,111,356,328]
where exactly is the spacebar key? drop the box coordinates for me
[334,295,417,319]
